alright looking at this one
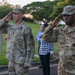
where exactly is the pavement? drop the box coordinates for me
[0,53,59,75]
[0,64,58,75]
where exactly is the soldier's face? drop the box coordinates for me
[62,14,75,26]
[12,13,23,22]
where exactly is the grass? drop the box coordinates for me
[0,21,58,65]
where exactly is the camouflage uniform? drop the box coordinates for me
[43,5,75,75]
[0,20,35,75]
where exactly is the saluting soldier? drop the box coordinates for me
[0,7,35,75]
[43,5,75,75]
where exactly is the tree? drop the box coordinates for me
[0,6,13,19]
[23,1,55,21]
[50,0,75,20]
[23,0,75,21]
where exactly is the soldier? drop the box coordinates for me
[0,7,35,75]
[43,5,75,75]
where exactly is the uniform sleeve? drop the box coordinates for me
[24,27,35,67]
[36,31,41,43]
[0,20,8,33]
[36,32,40,41]
[43,25,59,43]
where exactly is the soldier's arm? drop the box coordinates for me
[0,12,12,53]
[42,15,60,42]
[0,12,12,33]
[24,27,35,67]
[0,20,8,29]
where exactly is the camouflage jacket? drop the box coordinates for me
[0,20,35,66]
[43,25,75,74]
[43,25,75,56]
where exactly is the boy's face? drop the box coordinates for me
[40,25,45,32]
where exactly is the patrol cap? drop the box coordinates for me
[12,7,24,14]
[61,5,75,15]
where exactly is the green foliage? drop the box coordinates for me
[50,5,64,20]
[0,34,8,65]
[50,0,75,19]
[23,1,54,21]
[54,43,58,52]
[23,0,75,21]
[0,6,13,19]
[0,1,74,21]
[33,56,40,62]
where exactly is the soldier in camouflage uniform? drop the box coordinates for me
[0,7,35,75]
[43,5,75,75]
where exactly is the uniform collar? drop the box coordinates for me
[63,25,75,33]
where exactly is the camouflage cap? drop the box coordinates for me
[61,5,75,15]
[12,7,24,14]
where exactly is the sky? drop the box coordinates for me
[0,0,47,7]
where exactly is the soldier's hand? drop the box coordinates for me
[52,14,61,27]
[3,12,12,22]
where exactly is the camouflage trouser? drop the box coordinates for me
[58,55,75,75]
[8,61,29,75]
